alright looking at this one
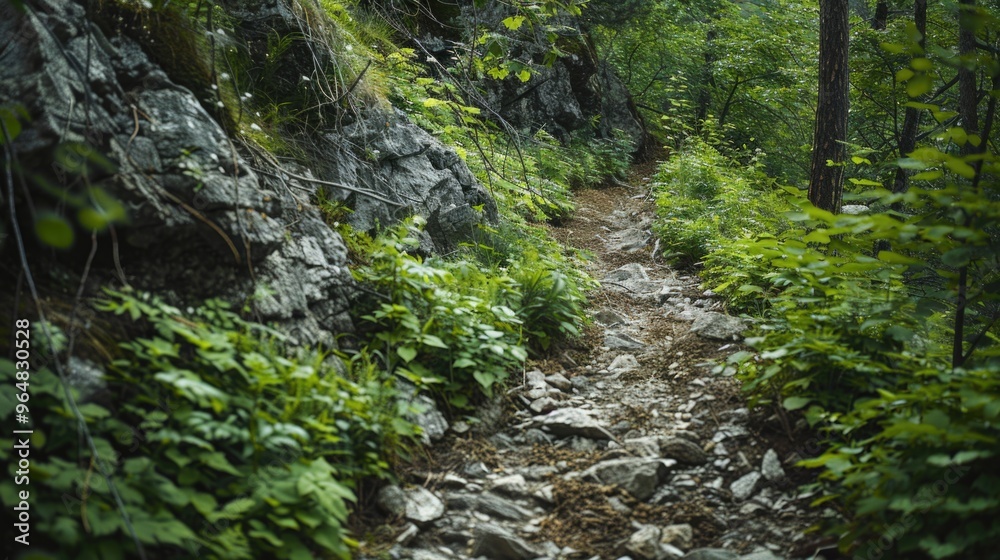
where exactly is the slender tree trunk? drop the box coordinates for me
[953,0,979,369]
[892,0,927,194]
[808,0,850,213]
[696,29,717,130]
[872,0,888,30]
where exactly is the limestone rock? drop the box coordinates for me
[545,373,573,391]
[606,331,647,350]
[659,437,708,465]
[610,354,641,372]
[690,312,747,341]
[583,458,675,500]
[682,549,739,560]
[730,472,763,501]
[661,523,694,550]
[376,485,445,524]
[761,449,785,482]
[536,408,616,440]
[739,551,784,560]
[472,523,539,560]
[626,525,664,560]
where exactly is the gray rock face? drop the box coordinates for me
[761,449,785,482]
[730,471,763,501]
[690,312,748,341]
[472,523,539,560]
[376,485,445,524]
[1,0,501,347]
[535,408,616,440]
[583,458,675,501]
[321,109,498,253]
[466,14,646,152]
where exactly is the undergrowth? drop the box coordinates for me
[656,128,1000,557]
[0,290,417,559]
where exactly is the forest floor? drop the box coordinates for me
[359,167,841,560]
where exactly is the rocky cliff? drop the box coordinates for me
[0,0,643,347]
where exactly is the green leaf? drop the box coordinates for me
[906,74,932,97]
[35,212,74,248]
[941,247,972,268]
[783,396,811,411]
[501,15,526,30]
[877,251,923,265]
[397,346,417,363]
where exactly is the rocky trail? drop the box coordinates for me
[361,178,839,560]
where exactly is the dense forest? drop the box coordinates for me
[0,0,998,558]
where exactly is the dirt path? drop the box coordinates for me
[361,180,834,560]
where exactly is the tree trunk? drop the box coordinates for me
[953,0,979,369]
[892,0,927,194]
[872,0,888,30]
[808,0,850,213]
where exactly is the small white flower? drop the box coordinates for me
[345,44,353,51]
[216,100,225,108]
[250,123,262,131]
[301,75,311,82]
[216,28,226,35]
[220,72,230,81]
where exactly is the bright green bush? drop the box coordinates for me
[0,290,416,559]
[715,168,1000,558]
[652,138,790,266]
[352,218,591,407]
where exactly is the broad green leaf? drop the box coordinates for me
[501,15,526,30]
[35,213,74,248]
[877,251,922,265]
[906,74,932,97]
[397,346,417,363]
[783,396,811,411]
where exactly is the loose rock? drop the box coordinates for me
[659,437,708,465]
[583,458,675,500]
[660,523,694,550]
[376,485,445,524]
[626,524,664,560]
[690,312,747,341]
[472,523,539,560]
[761,449,785,482]
[730,472,763,501]
[536,408,617,440]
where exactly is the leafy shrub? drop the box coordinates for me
[511,259,586,353]
[652,138,790,266]
[0,290,416,559]
[353,218,528,408]
[352,218,591,406]
[720,167,1000,558]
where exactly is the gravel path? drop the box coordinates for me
[363,182,839,560]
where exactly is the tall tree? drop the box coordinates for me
[892,0,927,194]
[808,0,850,212]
